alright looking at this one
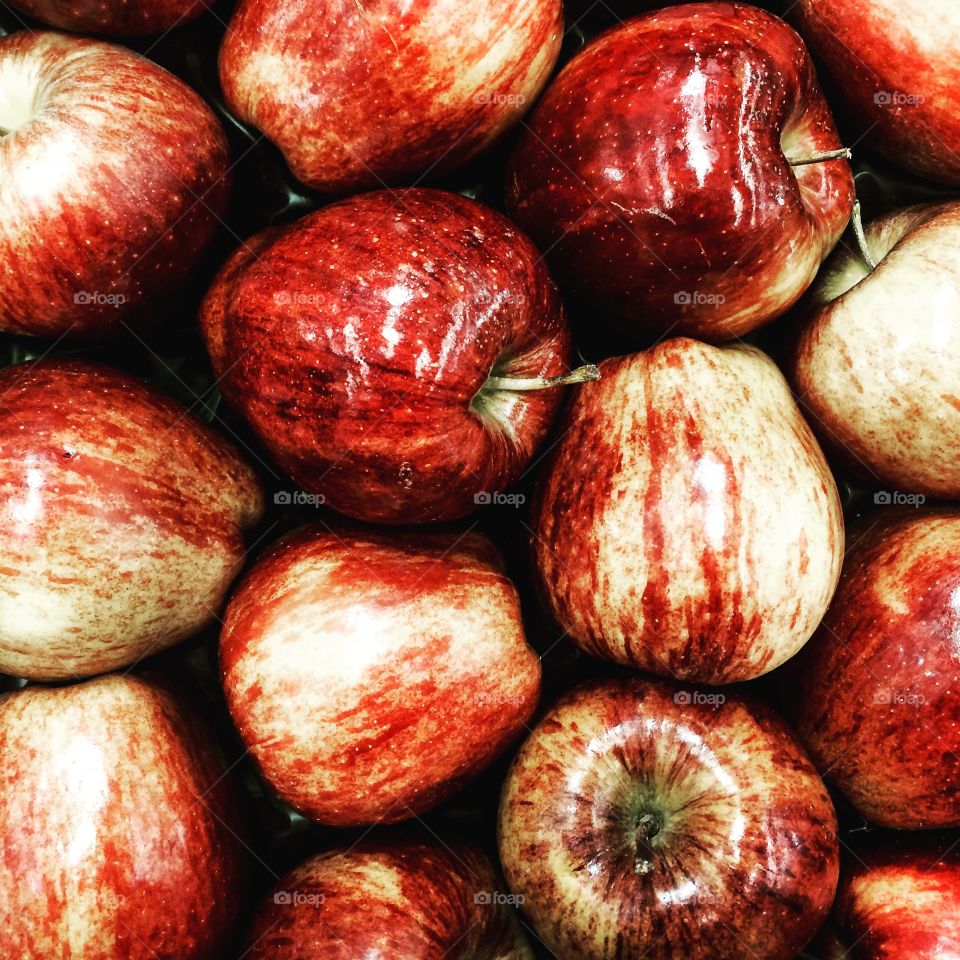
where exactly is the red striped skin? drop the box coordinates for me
[201,189,571,526]
[507,2,854,344]
[4,0,209,36]
[0,674,246,960]
[243,839,533,959]
[792,510,960,829]
[219,526,541,827]
[0,32,229,338]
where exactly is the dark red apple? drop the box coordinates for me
[219,0,563,193]
[498,676,839,960]
[201,188,594,525]
[242,836,533,959]
[219,525,541,827]
[0,31,229,338]
[507,2,854,344]
[0,673,245,958]
[4,0,208,36]
[791,509,960,829]
[0,359,264,680]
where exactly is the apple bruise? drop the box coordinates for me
[498,678,839,960]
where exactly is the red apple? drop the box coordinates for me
[219,525,541,827]
[242,836,533,959]
[498,676,839,960]
[0,359,264,680]
[791,509,960,830]
[794,0,960,187]
[0,673,245,958]
[201,188,594,525]
[0,31,230,338]
[507,2,854,344]
[792,201,960,499]
[532,338,843,684]
[4,0,208,36]
[218,0,563,193]
[832,840,960,959]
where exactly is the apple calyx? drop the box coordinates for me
[850,200,878,271]
[787,147,852,167]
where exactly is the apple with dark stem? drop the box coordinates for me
[3,0,209,36]
[201,188,596,526]
[0,31,230,338]
[498,676,839,960]
[507,2,854,344]
[219,525,541,826]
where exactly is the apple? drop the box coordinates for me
[3,0,208,36]
[0,672,245,958]
[0,359,264,681]
[498,676,839,960]
[201,188,595,525]
[0,31,230,338]
[506,2,854,344]
[832,839,960,959]
[792,201,960,499]
[794,0,960,187]
[218,0,563,194]
[532,337,843,685]
[242,836,533,959]
[219,525,541,827]
[790,509,960,830]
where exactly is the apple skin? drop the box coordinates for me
[219,525,541,827]
[792,202,960,499]
[506,2,854,344]
[791,510,960,830]
[201,188,574,526]
[832,841,960,959]
[794,0,960,187]
[3,0,208,36]
[532,338,844,684]
[218,0,562,194]
[0,673,245,959]
[498,676,839,960]
[0,32,229,338]
[0,359,264,681]
[242,837,534,959]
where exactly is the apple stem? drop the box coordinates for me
[787,147,852,167]
[0,126,8,138]
[851,200,878,271]
[483,363,600,393]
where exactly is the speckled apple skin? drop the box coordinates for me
[201,189,571,525]
[0,360,264,680]
[792,511,960,829]
[0,32,229,338]
[219,526,541,826]
[243,839,534,959]
[498,677,839,960]
[794,0,960,187]
[507,2,854,343]
[4,0,208,36]
[219,0,562,193]
[0,673,245,959]
[793,202,960,499]
[532,338,843,684]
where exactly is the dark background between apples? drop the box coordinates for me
[0,2,956,957]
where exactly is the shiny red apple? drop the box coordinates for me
[507,2,854,344]
[201,188,593,525]
[0,359,264,680]
[4,0,208,35]
[532,338,843,684]
[791,509,960,830]
[242,836,533,959]
[0,673,245,958]
[219,0,563,194]
[498,676,839,960]
[792,201,960,498]
[0,31,229,338]
[219,525,541,827]
[794,0,960,187]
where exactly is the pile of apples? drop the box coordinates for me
[1,0,959,957]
